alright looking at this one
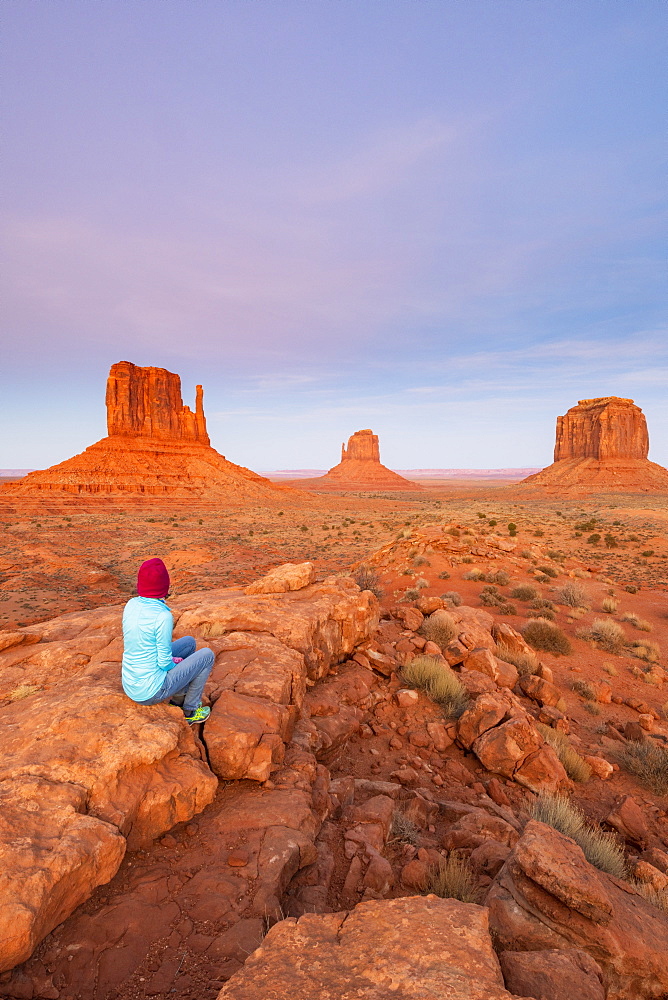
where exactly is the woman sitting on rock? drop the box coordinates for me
[121,557,214,724]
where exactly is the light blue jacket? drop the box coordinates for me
[121,596,174,702]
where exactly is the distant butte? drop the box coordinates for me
[292,429,422,491]
[519,396,668,493]
[5,362,302,502]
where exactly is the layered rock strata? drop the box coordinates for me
[5,362,301,501]
[520,397,668,492]
[0,569,378,971]
[291,429,421,491]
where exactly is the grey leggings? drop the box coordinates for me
[138,636,214,715]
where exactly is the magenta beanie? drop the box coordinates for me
[137,558,170,598]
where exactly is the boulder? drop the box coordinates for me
[457,693,512,750]
[244,562,316,595]
[492,622,534,657]
[606,795,649,847]
[488,820,668,1000]
[499,949,605,1000]
[472,716,566,793]
[464,647,518,689]
[518,674,562,708]
[217,896,535,1000]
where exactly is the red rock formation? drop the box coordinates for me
[4,362,303,502]
[106,361,210,444]
[291,429,421,491]
[520,397,668,493]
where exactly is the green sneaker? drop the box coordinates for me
[184,704,210,725]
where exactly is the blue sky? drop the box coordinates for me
[2,0,666,471]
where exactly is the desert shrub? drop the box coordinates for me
[621,613,652,632]
[437,570,451,580]
[401,655,468,718]
[579,618,626,653]
[533,528,544,537]
[615,740,668,795]
[602,663,618,676]
[508,522,517,536]
[390,812,420,846]
[418,611,456,650]
[642,550,654,558]
[425,852,482,904]
[528,607,556,620]
[488,519,498,527]
[546,549,565,563]
[446,527,461,537]
[534,573,551,584]
[531,793,626,878]
[463,568,485,581]
[496,643,539,676]
[537,565,558,580]
[629,640,661,663]
[404,587,420,601]
[601,597,618,614]
[604,534,619,548]
[413,555,431,567]
[511,584,538,601]
[572,679,596,701]
[416,577,430,590]
[624,584,639,594]
[441,590,462,607]
[352,565,384,599]
[587,533,601,545]
[531,598,556,611]
[584,702,601,715]
[536,723,592,782]
[557,582,589,608]
[522,619,572,656]
[488,569,510,586]
[461,556,473,564]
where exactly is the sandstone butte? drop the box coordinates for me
[292,428,422,491]
[3,361,305,503]
[519,396,668,493]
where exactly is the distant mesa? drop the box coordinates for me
[4,361,300,502]
[291,429,422,491]
[520,396,668,493]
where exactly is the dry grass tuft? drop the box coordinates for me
[572,679,596,701]
[632,881,668,912]
[615,740,668,796]
[628,640,661,663]
[495,642,539,677]
[522,619,572,656]
[463,568,485,581]
[578,618,626,653]
[425,852,482,903]
[418,611,456,650]
[536,723,592,782]
[531,793,626,878]
[621,612,652,632]
[601,597,618,614]
[441,590,462,607]
[510,584,538,601]
[9,684,40,702]
[402,655,468,718]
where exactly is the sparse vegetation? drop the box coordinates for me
[418,611,456,650]
[9,684,40,702]
[352,565,384,599]
[390,812,419,846]
[633,881,668,912]
[510,584,538,601]
[628,640,661,663]
[401,654,468,718]
[522,619,572,656]
[572,679,596,701]
[615,740,668,795]
[437,570,451,580]
[487,569,510,586]
[495,642,539,676]
[536,723,592,782]
[463,568,485,581]
[578,618,626,653]
[413,555,431,567]
[601,597,618,614]
[404,587,420,601]
[425,852,482,903]
[557,582,589,608]
[531,793,626,878]
[441,590,462,607]
[621,613,652,632]
[537,565,558,579]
